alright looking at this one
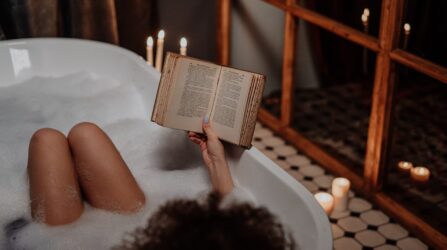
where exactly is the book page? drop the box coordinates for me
[210,67,253,144]
[164,57,221,132]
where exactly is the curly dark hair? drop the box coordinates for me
[118,192,295,250]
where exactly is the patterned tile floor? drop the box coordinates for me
[253,122,430,250]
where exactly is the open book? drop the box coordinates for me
[151,53,265,148]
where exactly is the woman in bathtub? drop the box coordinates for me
[27,117,294,249]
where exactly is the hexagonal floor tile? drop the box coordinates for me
[299,165,325,178]
[334,237,362,250]
[397,237,428,250]
[260,150,277,160]
[273,145,297,156]
[301,180,319,193]
[360,210,389,226]
[262,136,284,147]
[286,155,311,166]
[348,197,372,213]
[378,223,408,241]
[374,245,399,250]
[330,210,351,220]
[314,175,334,189]
[252,141,265,149]
[355,230,386,247]
[337,217,367,233]
[331,224,344,239]
[274,159,290,170]
[254,128,273,138]
[286,169,304,181]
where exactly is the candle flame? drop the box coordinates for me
[398,161,413,170]
[412,166,429,176]
[158,30,165,39]
[333,177,350,187]
[147,36,154,47]
[363,8,370,17]
[314,192,333,203]
[180,37,187,48]
[404,23,411,32]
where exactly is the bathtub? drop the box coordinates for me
[0,38,331,249]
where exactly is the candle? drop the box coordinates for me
[363,8,370,17]
[314,192,334,215]
[180,37,187,56]
[398,161,413,175]
[411,166,430,184]
[403,23,411,50]
[146,36,154,66]
[155,30,165,72]
[361,13,369,75]
[332,177,351,211]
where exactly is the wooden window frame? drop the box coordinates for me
[217,0,447,248]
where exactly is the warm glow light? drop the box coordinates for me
[404,23,411,32]
[411,166,430,183]
[397,161,413,173]
[314,192,334,214]
[147,36,154,47]
[180,37,187,48]
[363,8,370,17]
[361,14,368,23]
[158,30,165,39]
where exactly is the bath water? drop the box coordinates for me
[0,72,249,249]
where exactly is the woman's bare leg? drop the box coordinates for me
[67,122,145,213]
[28,128,84,226]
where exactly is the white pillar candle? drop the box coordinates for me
[411,166,430,184]
[180,37,187,56]
[314,192,334,215]
[403,23,411,50]
[398,161,413,174]
[332,177,351,211]
[155,30,165,72]
[146,36,154,66]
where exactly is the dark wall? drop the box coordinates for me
[157,0,217,61]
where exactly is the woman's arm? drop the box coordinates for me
[188,116,234,197]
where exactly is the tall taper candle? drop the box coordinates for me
[180,37,187,56]
[403,23,411,50]
[155,30,165,71]
[146,36,154,66]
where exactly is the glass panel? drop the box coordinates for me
[400,0,447,67]
[297,0,382,38]
[385,65,447,235]
[291,19,376,175]
[230,0,285,118]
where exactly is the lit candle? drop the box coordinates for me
[332,177,351,211]
[363,8,370,17]
[361,13,369,75]
[180,37,187,56]
[146,36,154,66]
[155,30,165,72]
[411,166,430,184]
[398,161,413,175]
[403,23,411,50]
[314,192,334,215]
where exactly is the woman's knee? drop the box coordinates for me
[30,128,66,147]
[67,122,102,145]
